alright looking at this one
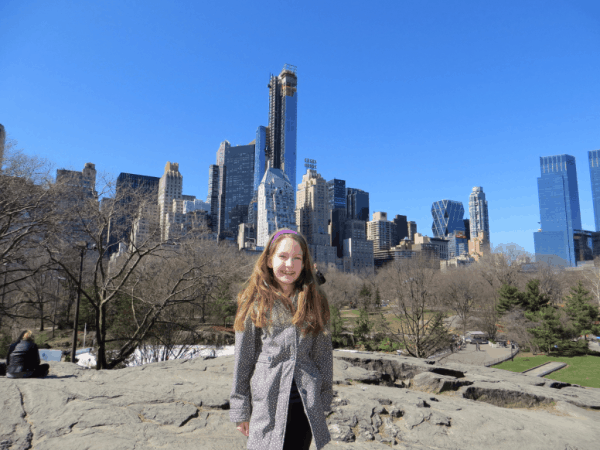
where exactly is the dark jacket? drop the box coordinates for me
[315,270,326,285]
[7,340,40,377]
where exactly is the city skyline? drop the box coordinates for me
[2,1,600,255]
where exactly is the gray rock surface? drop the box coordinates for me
[0,351,598,449]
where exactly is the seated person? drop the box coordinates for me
[6,330,49,378]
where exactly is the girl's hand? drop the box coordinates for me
[236,421,249,437]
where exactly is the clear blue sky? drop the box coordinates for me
[2,0,599,254]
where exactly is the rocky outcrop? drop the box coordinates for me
[0,351,599,449]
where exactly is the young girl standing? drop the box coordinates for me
[230,229,333,450]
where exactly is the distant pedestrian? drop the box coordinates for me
[6,330,49,378]
[314,263,326,285]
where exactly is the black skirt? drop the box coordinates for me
[283,379,312,450]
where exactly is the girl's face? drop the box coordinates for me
[268,237,304,291]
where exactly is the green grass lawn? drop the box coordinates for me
[495,354,600,389]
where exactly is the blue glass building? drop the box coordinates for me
[327,179,346,211]
[347,188,369,222]
[589,150,600,231]
[253,126,267,193]
[447,231,469,258]
[534,154,582,267]
[431,200,465,238]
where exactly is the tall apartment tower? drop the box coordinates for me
[158,162,183,239]
[431,200,465,238]
[254,65,298,207]
[589,150,600,231]
[257,166,296,247]
[327,179,347,212]
[254,126,268,193]
[216,141,255,235]
[296,169,330,246]
[469,187,490,241]
[392,214,408,246]
[367,212,394,252]
[107,173,160,255]
[207,164,226,236]
[346,188,370,222]
[56,163,98,199]
[326,179,347,258]
[0,123,5,167]
[534,154,582,266]
[408,221,417,241]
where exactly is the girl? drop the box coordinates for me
[230,229,333,450]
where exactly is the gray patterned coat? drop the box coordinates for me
[229,294,333,450]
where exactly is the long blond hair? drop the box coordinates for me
[234,229,330,336]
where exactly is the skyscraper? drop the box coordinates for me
[56,163,97,196]
[407,221,417,241]
[327,179,347,212]
[296,169,330,246]
[589,150,600,231]
[534,154,582,266]
[254,126,268,193]
[469,187,490,241]
[221,142,255,233]
[108,173,160,254]
[296,168,338,266]
[253,65,298,208]
[367,212,393,252]
[327,178,347,258]
[0,123,5,167]
[431,200,465,238]
[267,65,297,194]
[391,214,408,246]
[158,162,183,239]
[346,188,369,222]
[257,166,296,247]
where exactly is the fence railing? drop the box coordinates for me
[427,346,455,360]
[484,344,520,367]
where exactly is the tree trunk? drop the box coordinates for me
[40,302,44,331]
[95,302,106,370]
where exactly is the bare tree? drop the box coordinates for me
[41,172,245,369]
[439,268,479,339]
[583,265,600,308]
[378,256,451,358]
[0,142,56,325]
[319,268,362,309]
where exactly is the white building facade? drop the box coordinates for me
[469,186,490,241]
[257,167,297,247]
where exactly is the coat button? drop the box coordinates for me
[268,356,272,362]
[301,389,307,395]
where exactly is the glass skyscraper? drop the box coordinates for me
[431,200,465,238]
[346,188,369,222]
[327,179,346,212]
[589,150,600,231]
[252,65,298,209]
[254,126,267,193]
[534,154,582,267]
[223,144,255,233]
[468,187,490,241]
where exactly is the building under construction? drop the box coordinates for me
[254,64,298,206]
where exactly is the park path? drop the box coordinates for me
[439,343,512,366]
[522,361,567,377]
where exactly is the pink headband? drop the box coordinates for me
[270,229,298,246]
